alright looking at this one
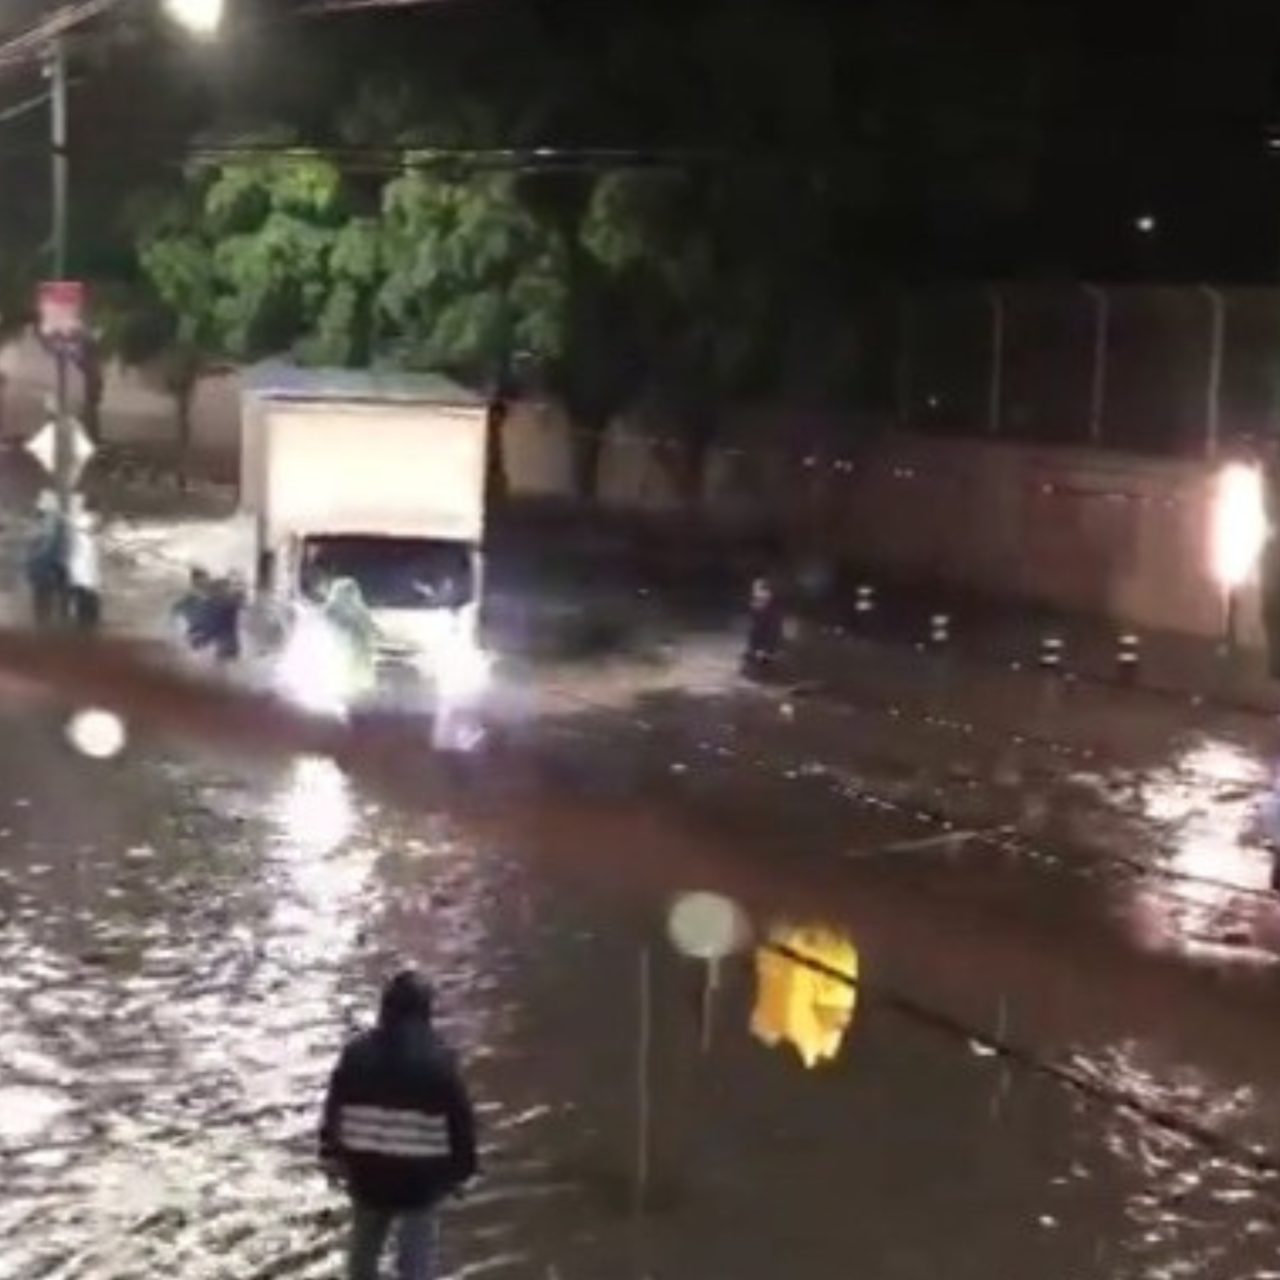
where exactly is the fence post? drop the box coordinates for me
[1083,284,1109,444]
[1200,285,1225,459]
[896,295,913,430]
[987,286,1005,437]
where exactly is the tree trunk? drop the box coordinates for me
[174,386,194,492]
[486,399,509,508]
[81,349,104,443]
[570,410,607,502]
[681,405,718,510]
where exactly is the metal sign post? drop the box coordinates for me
[37,279,87,516]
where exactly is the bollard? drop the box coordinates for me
[1116,632,1140,683]
[929,613,951,647]
[1038,634,1064,672]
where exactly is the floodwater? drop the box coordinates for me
[2,507,1280,1277]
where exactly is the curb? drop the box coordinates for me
[801,623,1280,720]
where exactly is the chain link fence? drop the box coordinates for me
[896,285,1280,457]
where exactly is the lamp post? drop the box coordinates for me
[1210,460,1268,659]
[49,33,72,516]
[45,0,223,518]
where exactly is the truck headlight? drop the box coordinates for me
[430,635,491,701]
[277,617,351,716]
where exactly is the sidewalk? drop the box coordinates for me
[798,578,1280,716]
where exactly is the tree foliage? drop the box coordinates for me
[83,0,1065,477]
[376,167,565,378]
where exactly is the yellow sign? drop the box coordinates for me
[750,924,859,1069]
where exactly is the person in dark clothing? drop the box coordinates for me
[320,969,478,1280]
[299,542,330,602]
[205,574,245,662]
[26,502,69,628]
[67,509,103,632]
[741,576,787,681]
[173,568,215,649]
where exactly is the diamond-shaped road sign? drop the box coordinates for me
[25,418,96,486]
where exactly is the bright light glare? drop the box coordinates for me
[431,636,491,701]
[277,617,351,718]
[66,708,126,759]
[1210,462,1269,590]
[278,756,355,856]
[164,0,224,36]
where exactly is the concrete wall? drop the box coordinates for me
[0,332,1250,642]
[584,426,1250,647]
[787,435,1253,645]
[0,332,242,457]
[513,413,1248,648]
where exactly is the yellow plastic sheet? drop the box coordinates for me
[750,924,859,1069]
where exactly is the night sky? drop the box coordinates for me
[1,0,1279,284]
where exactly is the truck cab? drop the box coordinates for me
[238,364,492,714]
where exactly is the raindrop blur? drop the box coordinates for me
[667,891,749,960]
[65,708,126,759]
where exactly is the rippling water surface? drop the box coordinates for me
[4,617,1280,1275]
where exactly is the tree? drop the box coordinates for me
[585,169,776,500]
[137,144,374,365]
[376,165,565,376]
[375,165,569,498]
[87,276,207,469]
[512,171,644,498]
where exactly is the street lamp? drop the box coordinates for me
[1209,460,1268,654]
[163,0,225,38]
[47,0,224,518]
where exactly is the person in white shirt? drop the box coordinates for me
[67,507,102,631]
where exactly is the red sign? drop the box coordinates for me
[37,280,85,341]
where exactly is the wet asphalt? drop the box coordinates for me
[1,471,1280,1278]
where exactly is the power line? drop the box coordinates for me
[765,937,1280,1178]
[0,87,48,125]
[182,140,690,175]
[299,0,496,10]
[0,0,122,71]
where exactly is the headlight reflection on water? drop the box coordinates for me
[276,619,353,718]
[165,758,373,1122]
[1128,739,1274,961]
[278,756,357,857]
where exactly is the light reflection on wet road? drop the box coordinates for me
[2,513,1280,1276]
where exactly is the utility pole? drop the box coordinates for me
[49,32,74,517]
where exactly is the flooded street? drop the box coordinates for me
[4,502,1280,1277]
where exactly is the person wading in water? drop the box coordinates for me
[320,969,478,1280]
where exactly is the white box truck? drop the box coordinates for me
[239,363,491,715]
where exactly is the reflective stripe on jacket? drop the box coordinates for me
[340,1104,451,1160]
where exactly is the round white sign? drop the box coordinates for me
[666,891,748,961]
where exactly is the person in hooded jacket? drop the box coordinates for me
[322,576,380,696]
[320,969,478,1280]
[25,493,69,627]
[66,507,103,631]
[741,576,787,681]
[173,567,215,650]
